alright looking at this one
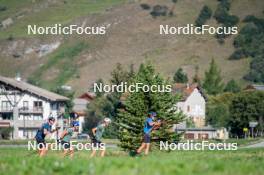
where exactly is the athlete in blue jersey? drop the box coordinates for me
[136,112,161,155]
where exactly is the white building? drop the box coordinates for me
[173,83,229,140]
[173,83,206,128]
[0,76,69,139]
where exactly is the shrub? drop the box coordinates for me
[229,49,246,60]
[218,0,231,11]
[214,7,239,26]
[173,68,188,83]
[224,79,241,93]
[0,127,13,139]
[0,6,7,12]
[243,15,257,23]
[195,5,212,27]
[150,5,168,17]
[214,0,239,27]
[140,3,151,10]
[244,56,264,82]
[7,34,14,41]
[231,15,264,83]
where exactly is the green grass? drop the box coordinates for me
[0,0,126,39]
[223,138,262,146]
[0,147,264,175]
[28,41,88,89]
[0,0,35,21]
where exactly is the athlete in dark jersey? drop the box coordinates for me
[35,117,56,157]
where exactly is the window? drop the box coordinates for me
[187,105,191,112]
[194,105,203,115]
[33,101,43,111]
[33,115,43,120]
[18,115,23,120]
[1,113,13,120]
[19,115,31,120]
[23,101,29,110]
[51,103,58,110]
[18,129,38,139]
[1,101,11,111]
[28,115,33,120]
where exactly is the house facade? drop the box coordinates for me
[0,76,69,139]
[177,127,229,140]
[173,83,229,140]
[173,83,206,128]
[72,92,95,133]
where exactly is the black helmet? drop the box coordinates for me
[48,117,55,122]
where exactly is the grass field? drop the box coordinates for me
[0,147,264,175]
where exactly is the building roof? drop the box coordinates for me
[172,83,206,101]
[0,76,69,101]
[245,84,264,91]
[78,92,95,101]
[73,98,89,115]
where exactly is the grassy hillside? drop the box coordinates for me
[0,0,263,94]
[0,0,126,38]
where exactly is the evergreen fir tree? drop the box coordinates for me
[202,59,224,95]
[92,78,105,97]
[110,63,134,85]
[173,68,188,83]
[192,65,201,85]
[224,79,241,93]
[117,63,184,152]
[85,63,135,138]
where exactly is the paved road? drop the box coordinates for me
[243,141,264,148]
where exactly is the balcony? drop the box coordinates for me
[0,120,12,127]
[0,107,12,113]
[19,107,43,114]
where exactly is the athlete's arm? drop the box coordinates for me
[92,127,97,136]
[43,128,49,136]
[148,121,160,126]
[60,130,68,139]
[50,127,59,133]
[148,119,157,126]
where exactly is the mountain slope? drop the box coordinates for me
[0,0,263,95]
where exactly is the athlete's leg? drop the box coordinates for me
[137,143,146,154]
[145,143,150,155]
